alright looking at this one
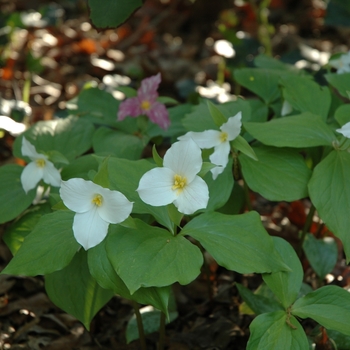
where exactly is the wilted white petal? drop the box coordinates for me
[137,167,176,206]
[163,139,202,182]
[60,179,97,213]
[281,100,293,116]
[221,113,242,141]
[21,162,44,193]
[178,130,221,149]
[174,176,209,214]
[97,187,133,223]
[42,161,61,187]
[336,122,350,138]
[21,137,43,159]
[210,166,225,180]
[210,141,230,167]
[73,208,109,250]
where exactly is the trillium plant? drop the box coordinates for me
[2,4,350,350]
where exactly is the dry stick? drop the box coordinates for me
[132,300,147,350]
[158,312,166,350]
[297,204,316,257]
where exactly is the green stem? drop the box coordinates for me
[158,312,166,350]
[297,204,316,256]
[132,300,147,350]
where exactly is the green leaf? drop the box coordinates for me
[231,135,257,160]
[236,283,283,315]
[234,68,281,104]
[116,86,137,98]
[88,239,171,315]
[207,100,227,126]
[303,234,338,279]
[280,75,331,121]
[45,250,114,330]
[13,116,95,161]
[93,157,110,188]
[157,96,178,105]
[46,150,69,165]
[334,104,350,126]
[292,285,350,336]
[152,144,163,167]
[240,146,311,201]
[107,157,173,231]
[88,0,143,29]
[61,154,99,180]
[92,127,146,160]
[326,329,350,350]
[182,211,288,274]
[325,73,350,99]
[197,162,216,177]
[3,203,52,255]
[244,113,335,148]
[2,211,79,276]
[262,237,303,308]
[308,150,350,260]
[0,164,36,224]
[247,311,309,350]
[106,220,203,294]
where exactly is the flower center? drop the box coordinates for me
[92,194,103,207]
[172,174,187,194]
[141,100,151,111]
[220,131,228,143]
[36,158,46,168]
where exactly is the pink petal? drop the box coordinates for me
[117,97,142,121]
[147,102,170,130]
[138,73,161,102]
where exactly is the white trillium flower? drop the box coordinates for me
[329,51,350,74]
[137,139,209,215]
[336,122,350,138]
[178,112,242,180]
[60,178,133,250]
[20,137,61,193]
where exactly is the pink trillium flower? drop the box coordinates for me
[117,73,170,130]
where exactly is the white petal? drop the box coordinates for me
[173,176,209,214]
[73,209,109,250]
[60,178,100,213]
[178,130,222,149]
[210,166,225,180]
[97,187,133,224]
[42,161,61,187]
[21,162,44,193]
[209,141,230,167]
[137,167,177,206]
[221,112,242,141]
[336,122,350,138]
[21,137,44,160]
[163,139,202,182]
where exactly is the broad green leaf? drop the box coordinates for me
[263,237,303,308]
[0,164,36,224]
[334,104,350,126]
[181,211,288,274]
[157,96,178,105]
[46,150,69,165]
[207,100,227,126]
[303,234,338,279]
[254,54,297,71]
[247,99,268,123]
[292,285,350,336]
[240,146,311,201]
[45,250,114,330]
[88,0,143,29]
[217,181,245,215]
[244,113,335,148]
[308,150,350,260]
[247,311,309,350]
[88,239,170,315]
[106,220,203,294]
[13,116,95,161]
[116,86,137,98]
[234,68,281,104]
[325,73,350,99]
[92,127,146,160]
[152,144,163,167]
[107,157,173,231]
[280,75,331,121]
[2,211,79,276]
[93,156,110,188]
[126,307,178,344]
[61,154,99,180]
[236,283,283,315]
[3,202,52,255]
[231,135,257,160]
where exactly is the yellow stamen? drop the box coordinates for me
[220,131,228,143]
[172,174,187,194]
[36,158,46,168]
[141,100,151,111]
[92,194,103,207]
